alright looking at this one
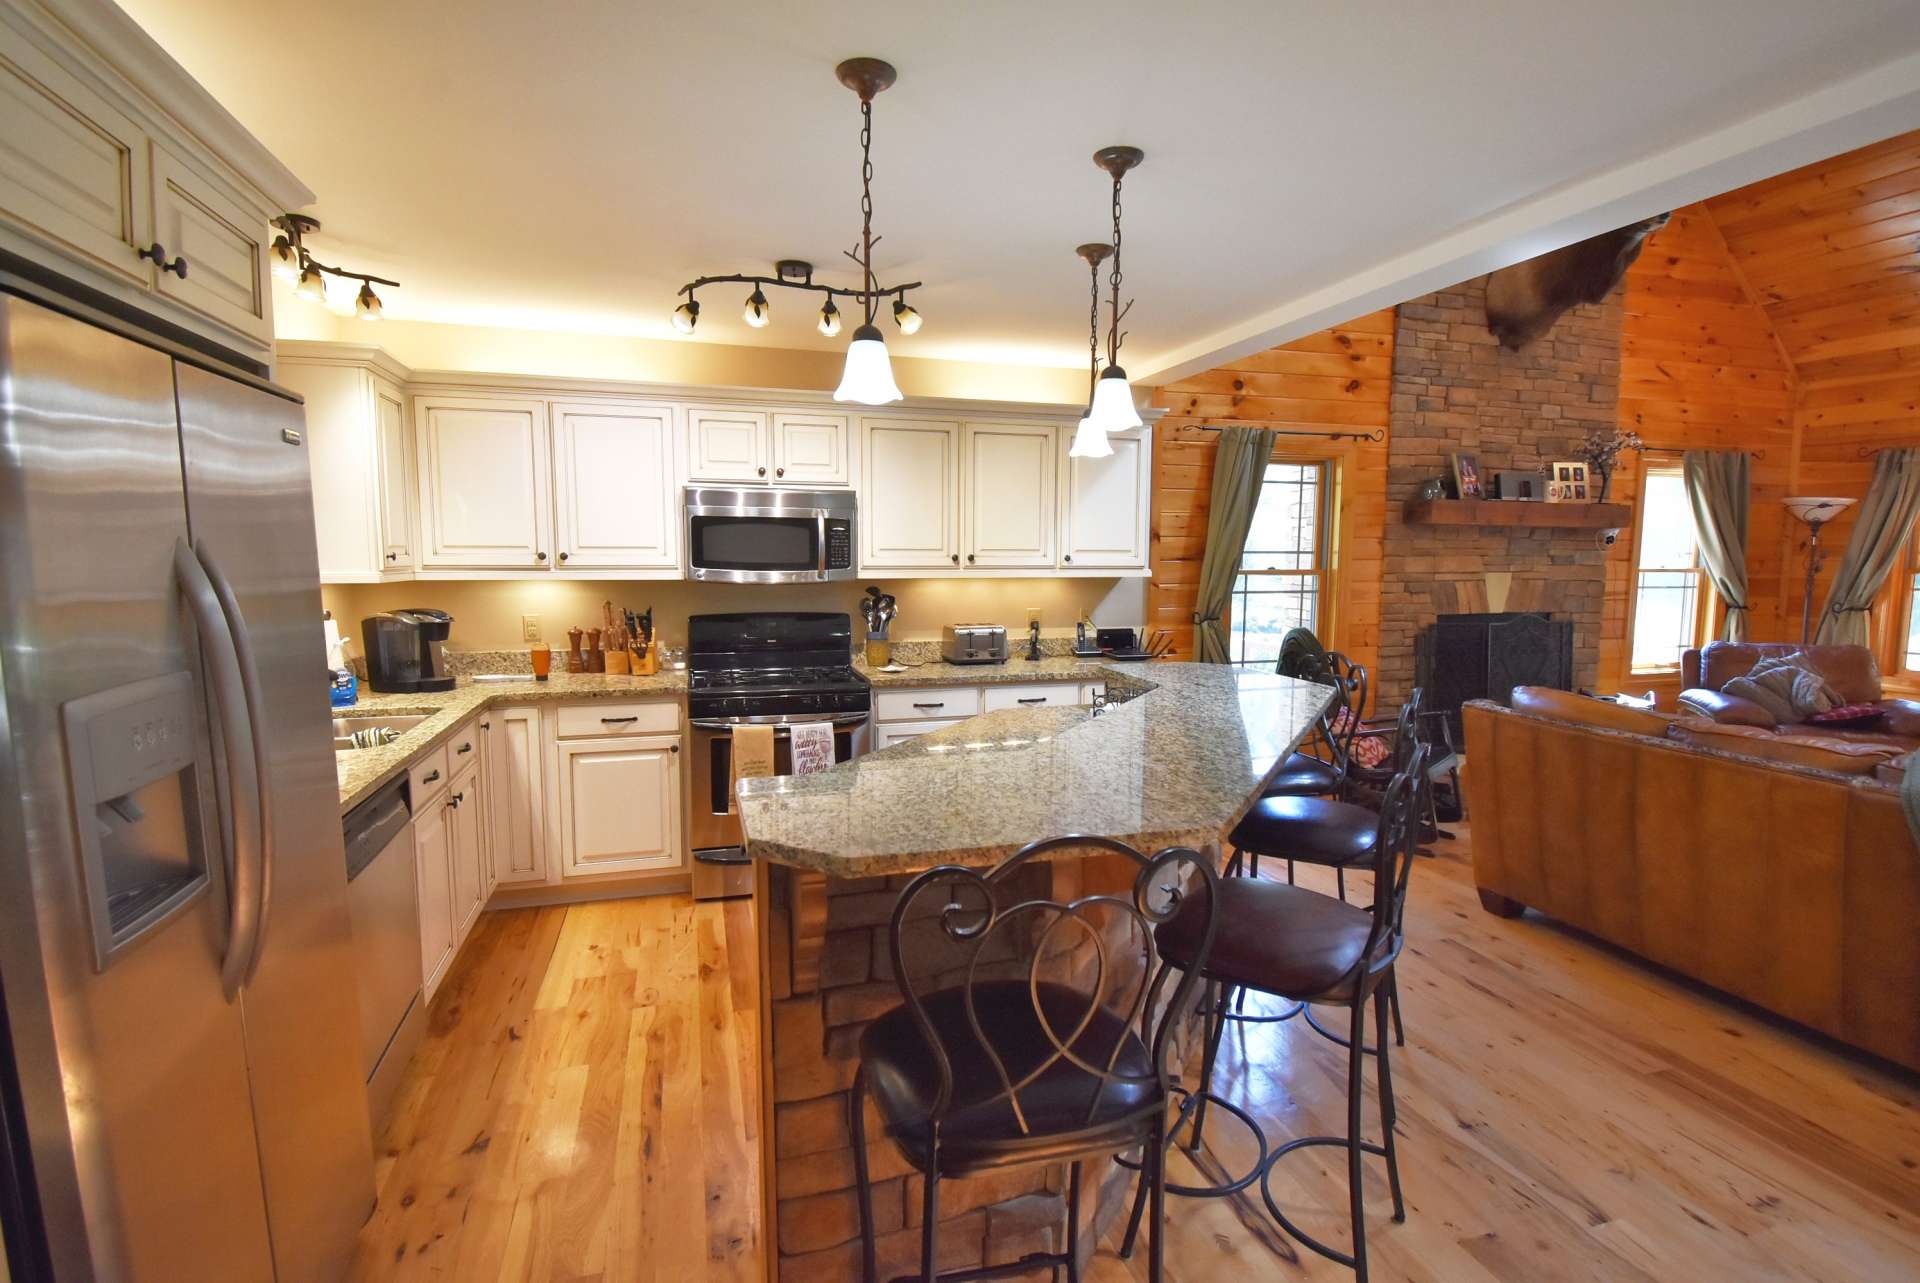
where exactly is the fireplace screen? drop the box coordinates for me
[1416,612,1574,739]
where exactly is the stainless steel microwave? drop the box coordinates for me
[684,486,858,583]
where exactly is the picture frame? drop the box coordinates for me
[1546,460,1588,502]
[1450,452,1484,500]
[1492,469,1542,500]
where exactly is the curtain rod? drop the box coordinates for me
[1185,424,1386,443]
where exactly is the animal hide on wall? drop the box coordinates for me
[1483,214,1670,349]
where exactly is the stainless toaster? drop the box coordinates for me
[942,624,1008,665]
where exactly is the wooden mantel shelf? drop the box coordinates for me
[1404,497,1633,529]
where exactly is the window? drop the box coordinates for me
[1902,525,1920,674]
[1226,461,1330,668]
[1629,467,1706,671]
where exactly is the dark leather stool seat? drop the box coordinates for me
[1261,752,1342,797]
[1231,794,1378,867]
[861,980,1156,1173]
[1156,877,1378,1002]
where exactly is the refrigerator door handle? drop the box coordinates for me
[195,539,275,985]
[173,538,262,1000]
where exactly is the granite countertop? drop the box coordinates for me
[735,662,1332,877]
[334,672,686,814]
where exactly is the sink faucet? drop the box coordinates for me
[1025,619,1042,661]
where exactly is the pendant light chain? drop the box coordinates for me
[1088,253,1102,401]
[858,97,876,324]
[1107,171,1124,365]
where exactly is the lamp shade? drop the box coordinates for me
[1067,415,1112,459]
[1783,496,1857,526]
[1086,365,1142,432]
[833,324,904,405]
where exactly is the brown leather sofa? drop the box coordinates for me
[1464,696,1920,1073]
[1678,641,1920,751]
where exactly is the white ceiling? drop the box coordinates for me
[119,0,1920,381]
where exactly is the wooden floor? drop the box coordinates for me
[352,829,1920,1282]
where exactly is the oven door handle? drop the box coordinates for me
[689,714,870,731]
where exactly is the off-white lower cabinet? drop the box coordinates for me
[871,680,1106,745]
[555,737,682,877]
[413,796,456,1000]
[447,756,486,941]
[485,706,548,885]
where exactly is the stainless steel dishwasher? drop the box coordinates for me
[342,775,424,1131]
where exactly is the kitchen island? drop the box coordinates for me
[735,662,1329,1282]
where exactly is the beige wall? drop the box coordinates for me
[322,576,1145,655]
[275,283,1087,405]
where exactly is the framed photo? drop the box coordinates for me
[1492,469,1541,500]
[1546,460,1588,503]
[1450,452,1484,499]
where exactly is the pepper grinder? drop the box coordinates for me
[585,627,605,673]
[566,626,586,673]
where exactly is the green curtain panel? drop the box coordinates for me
[1816,447,1920,646]
[1191,425,1279,663]
[1682,450,1751,642]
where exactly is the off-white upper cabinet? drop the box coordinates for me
[415,396,553,569]
[0,3,307,364]
[551,401,678,570]
[1058,427,1150,570]
[861,418,962,569]
[963,422,1056,569]
[283,356,415,583]
[689,408,852,487]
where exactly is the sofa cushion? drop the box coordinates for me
[1883,698,1920,738]
[1668,717,1902,775]
[1676,688,1777,728]
[1511,686,1671,737]
[1697,641,1883,704]
[1878,752,1913,787]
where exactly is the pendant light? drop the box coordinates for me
[671,59,921,408]
[1068,242,1114,459]
[1082,146,1146,439]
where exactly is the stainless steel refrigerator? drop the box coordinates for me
[0,276,373,1281]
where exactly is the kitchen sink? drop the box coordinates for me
[332,714,428,751]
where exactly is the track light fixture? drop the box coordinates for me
[1068,242,1114,460]
[1081,146,1146,443]
[271,214,400,320]
[671,58,922,405]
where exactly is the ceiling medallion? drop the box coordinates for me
[671,57,922,406]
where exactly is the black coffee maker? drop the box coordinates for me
[361,609,456,693]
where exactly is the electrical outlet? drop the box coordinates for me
[521,614,542,643]
[1026,607,1041,625]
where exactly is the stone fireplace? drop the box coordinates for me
[1377,275,1620,708]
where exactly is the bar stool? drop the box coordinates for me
[1119,748,1428,1283]
[849,835,1219,1283]
[1259,653,1368,806]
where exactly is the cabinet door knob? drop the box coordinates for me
[951,553,960,564]
[757,466,767,476]
[966,554,975,564]
[558,551,570,562]
[669,744,680,753]
[139,242,188,278]
[1064,555,1073,564]
[535,550,548,562]
[776,466,785,477]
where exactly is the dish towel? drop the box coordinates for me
[730,724,776,812]
[789,721,835,775]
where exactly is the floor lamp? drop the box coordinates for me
[1784,496,1858,644]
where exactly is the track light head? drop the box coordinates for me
[269,235,301,282]
[744,287,771,328]
[672,299,700,334]
[817,297,842,337]
[354,281,382,320]
[891,295,921,335]
[295,263,327,302]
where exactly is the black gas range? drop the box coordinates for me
[685,611,872,725]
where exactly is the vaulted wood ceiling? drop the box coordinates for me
[1705,128,1920,411]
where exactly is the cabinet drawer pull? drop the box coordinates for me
[912,701,945,710]
[601,715,639,724]
[1017,697,1046,705]
[139,242,188,278]
[457,742,473,754]
[422,769,441,783]
[386,551,398,561]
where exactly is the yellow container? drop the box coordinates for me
[865,638,891,668]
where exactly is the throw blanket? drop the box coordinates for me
[1722,654,1841,724]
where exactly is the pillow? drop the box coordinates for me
[1332,707,1392,768]
[1721,654,1840,724]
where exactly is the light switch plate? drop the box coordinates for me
[1026,607,1041,625]
[521,614,542,642]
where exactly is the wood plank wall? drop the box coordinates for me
[1704,128,1920,663]
[1146,309,1395,673]
[1601,205,1798,697]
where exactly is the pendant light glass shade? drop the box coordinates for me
[891,296,922,335]
[354,281,382,320]
[818,297,842,337]
[743,287,771,327]
[833,323,903,405]
[1085,365,1142,432]
[295,264,327,302]
[672,300,699,333]
[269,236,300,282]
[1067,415,1113,459]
